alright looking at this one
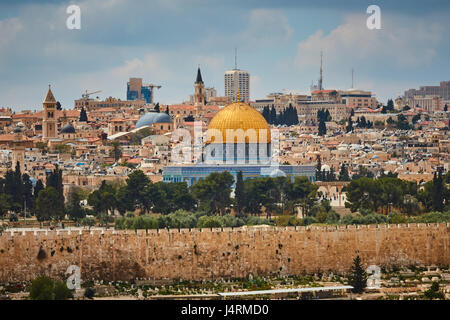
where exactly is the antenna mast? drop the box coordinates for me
[352,68,354,89]
[319,51,323,90]
[234,47,237,70]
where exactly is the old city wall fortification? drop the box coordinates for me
[0,224,449,283]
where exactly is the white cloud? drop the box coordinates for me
[242,9,293,47]
[295,14,445,70]
[108,53,173,81]
[0,18,23,49]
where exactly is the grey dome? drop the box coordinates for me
[136,112,171,129]
[61,123,76,134]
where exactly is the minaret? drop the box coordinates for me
[42,85,57,142]
[194,67,205,113]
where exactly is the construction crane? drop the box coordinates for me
[80,90,102,110]
[81,90,102,100]
[143,84,161,104]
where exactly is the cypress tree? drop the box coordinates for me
[432,171,444,212]
[34,179,44,199]
[339,164,350,181]
[325,109,331,121]
[47,165,65,219]
[348,255,367,294]
[318,120,326,136]
[346,118,353,133]
[235,171,244,217]
[270,106,277,125]
[293,107,299,125]
[22,174,34,214]
[316,157,322,181]
[262,106,270,122]
[79,107,88,122]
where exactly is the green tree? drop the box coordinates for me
[191,171,234,215]
[36,187,64,221]
[22,174,34,215]
[79,106,88,122]
[339,164,350,181]
[46,165,65,214]
[0,193,11,222]
[65,187,85,221]
[346,118,353,133]
[34,179,44,199]
[348,255,367,294]
[4,164,23,213]
[387,99,394,111]
[88,181,117,216]
[126,170,150,212]
[315,156,322,181]
[432,171,445,212]
[115,185,133,216]
[287,176,318,216]
[424,281,444,300]
[318,120,327,136]
[235,171,245,216]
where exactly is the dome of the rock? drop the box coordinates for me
[207,100,270,144]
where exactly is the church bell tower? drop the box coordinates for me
[194,67,205,113]
[42,85,57,142]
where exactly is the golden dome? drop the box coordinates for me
[206,101,271,144]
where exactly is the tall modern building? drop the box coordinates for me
[127,78,152,104]
[225,69,250,102]
[404,81,450,101]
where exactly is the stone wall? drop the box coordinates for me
[0,224,448,283]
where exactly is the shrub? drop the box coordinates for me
[80,217,95,227]
[390,213,408,224]
[362,214,388,225]
[409,211,450,223]
[424,282,444,300]
[302,216,318,226]
[316,210,328,223]
[340,214,355,225]
[84,287,95,299]
[221,214,245,228]
[359,208,374,216]
[244,216,272,226]
[275,215,303,227]
[53,280,71,300]
[325,210,340,224]
[29,276,71,300]
[197,216,223,228]
[30,276,54,300]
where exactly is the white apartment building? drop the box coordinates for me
[224,69,250,102]
[407,95,443,113]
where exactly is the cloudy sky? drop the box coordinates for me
[1,0,450,111]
